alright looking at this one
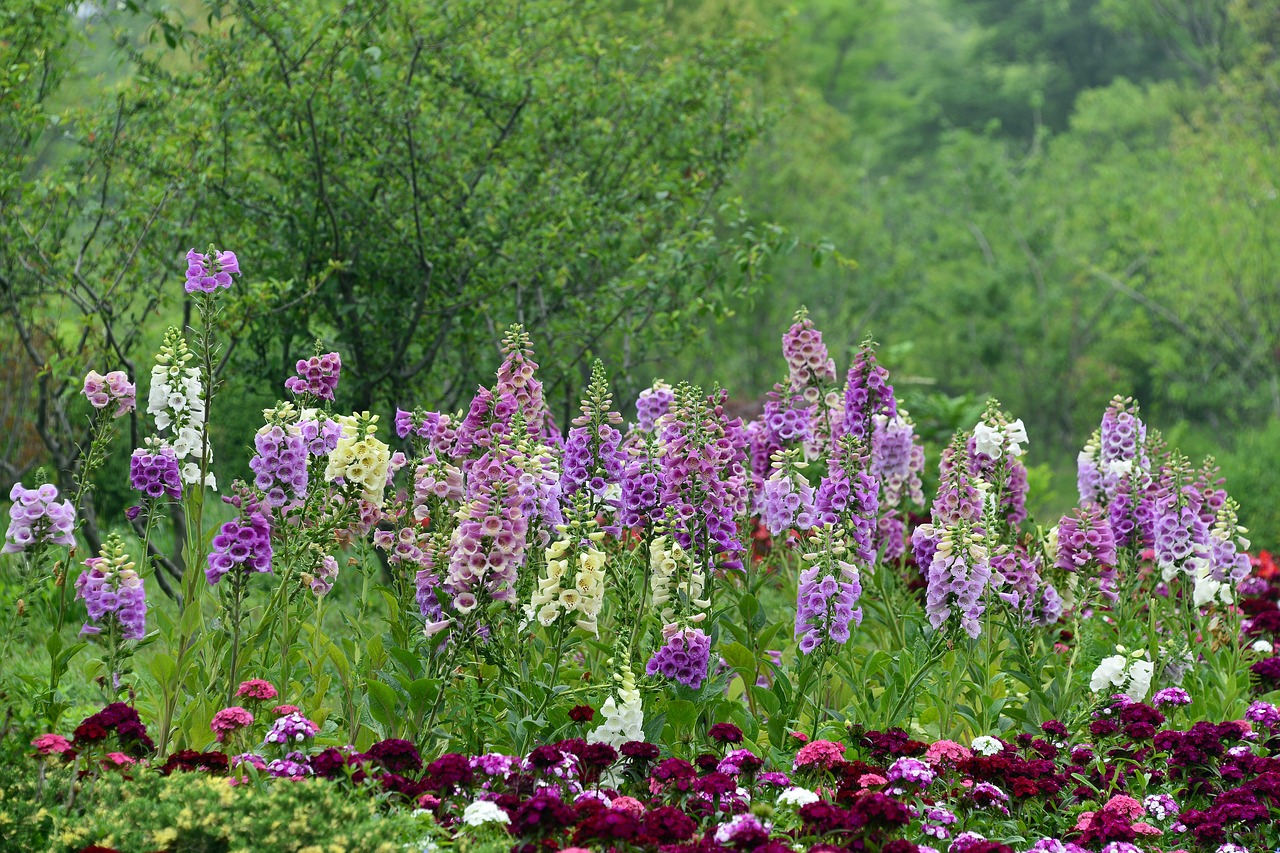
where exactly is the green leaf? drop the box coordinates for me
[664,699,698,729]
[721,641,754,673]
[749,685,781,717]
[366,679,399,734]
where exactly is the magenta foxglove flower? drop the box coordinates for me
[284,352,341,401]
[184,247,240,293]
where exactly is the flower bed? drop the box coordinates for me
[3,247,1278,852]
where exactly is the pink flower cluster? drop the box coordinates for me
[184,247,240,293]
[82,370,136,417]
[210,706,255,742]
[781,311,837,398]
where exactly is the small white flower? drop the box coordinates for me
[971,736,1002,756]
[461,799,511,827]
[776,787,820,808]
[1253,639,1274,654]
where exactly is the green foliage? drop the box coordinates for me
[99,0,804,417]
[40,770,437,853]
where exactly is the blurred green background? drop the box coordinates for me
[3,0,1278,546]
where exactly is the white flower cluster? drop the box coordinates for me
[587,659,644,747]
[649,535,709,623]
[1090,646,1155,702]
[973,417,1028,460]
[529,520,607,634]
[970,735,1003,757]
[324,412,391,506]
[460,799,509,827]
[776,786,820,808]
[147,327,215,488]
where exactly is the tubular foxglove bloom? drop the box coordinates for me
[560,361,626,510]
[308,554,339,596]
[445,482,527,612]
[746,392,816,489]
[1152,480,1212,584]
[794,524,864,654]
[759,449,816,537]
[1055,506,1117,572]
[1206,497,1250,586]
[589,650,645,747]
[841,339,897,442]
[649,534,709,623]
[646,623,712,690]
[207,498,273,585]
[147,327,214,489]
[3,482,76,554]
[184,247,240,293]
[992,549,1062,628]
[395,409,459,457]
[634,380,674,433]
[129,445,183,502]
[527,507,607,635]
[324,412,391,507]
[658,385,749,573]
[618,432,665,530]
[249,410,310,508]
[920,440,992,638]
[284,351,341,401]
[924,522,992,639]
[83,370,136,417]
[968,403,1030,527]
[871,412,917,505]
[75,534,146,640]
[1079,396,1150,509]
[506,426,564,543]
[493,325,549,430]
[781,307,838,400]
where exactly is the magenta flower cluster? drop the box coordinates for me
[82,370,136,417]
[129,447,183,501]
[646,626,712,690]
[759,474,816,538]
[1056,506,1117,571]
[184,247,240,293]
[297,417,342,456]
[207,511,273,584]
[3,483,76,554]
[284,352,342,401]
[1152,490,1210,577]
[561,422,625,500]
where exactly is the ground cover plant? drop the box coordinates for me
[3,250,1280,852]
